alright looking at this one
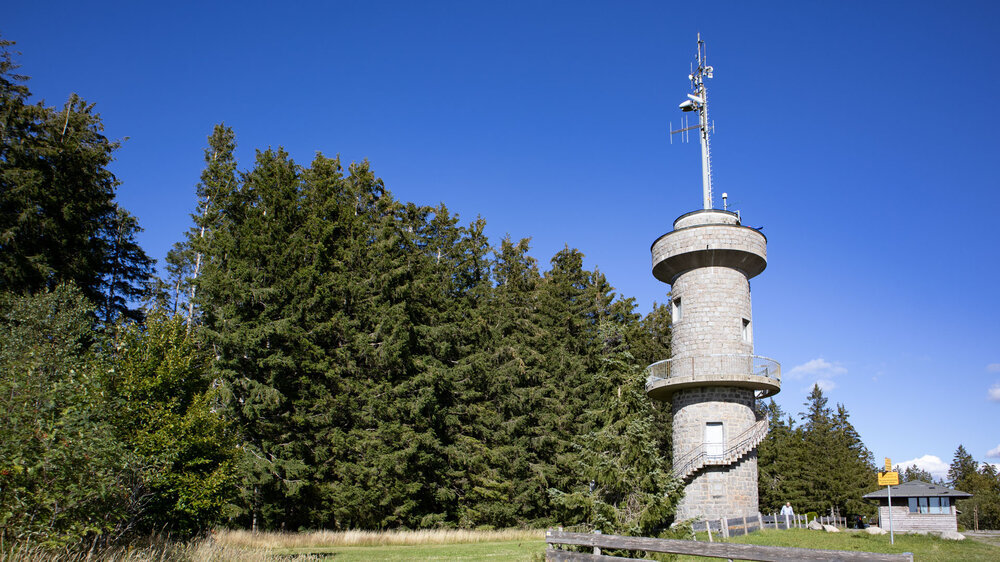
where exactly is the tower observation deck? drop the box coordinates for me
[647,36,780,521]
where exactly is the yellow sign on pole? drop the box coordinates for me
[885,457,892,472]
[878,471,899,486]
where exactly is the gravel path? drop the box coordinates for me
[964,531,1000,547]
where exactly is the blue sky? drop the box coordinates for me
[7,1,999,479]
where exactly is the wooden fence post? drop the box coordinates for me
[594,530,601,556]
[757,513,763,533]
[721,517,729,539]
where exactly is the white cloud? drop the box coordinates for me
[988,363,1000,372]
[987,445,1000,459]
[989,383,1000,402]
[897,455,950,480]
[788,358,848,380]
[815,379,837,393]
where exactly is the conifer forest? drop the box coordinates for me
[2,36,998,549]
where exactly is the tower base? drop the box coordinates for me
[671,386,762,522]
[675,452,760,521]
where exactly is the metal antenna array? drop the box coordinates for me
[669,34,715,210]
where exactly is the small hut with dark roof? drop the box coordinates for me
[863,480,971,533]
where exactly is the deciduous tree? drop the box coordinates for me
[0,286,128,545]
[107,312,239,537]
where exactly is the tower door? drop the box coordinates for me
[705,422,724,459]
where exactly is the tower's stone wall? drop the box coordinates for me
[672,386,756,455]
[676,450,759,521]
[672,386,758,520]
[670,267,752,358]
[651,225,766,272]
[674,209,741,228]
[650,220,766,285]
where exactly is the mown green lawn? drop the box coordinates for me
[676,528,1000,561]
[273,539,546,560]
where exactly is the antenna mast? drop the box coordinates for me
[673,34,715,209]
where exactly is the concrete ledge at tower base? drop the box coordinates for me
[646,373,780,401]
[545,529,914,561]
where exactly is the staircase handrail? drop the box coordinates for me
[673,417,769,480]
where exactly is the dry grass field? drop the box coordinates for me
[1,528,546,561]
[0,540,275,562]
[212,527,544,550]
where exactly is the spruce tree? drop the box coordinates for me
[758,399,804,512]
[0,38,152,320]
[549,320,682,535]
[948,445,979,489]
[173,124,238,327]
[788,385,876,517]
[900,465,934,483]
[628,301,672,368]
[946,446,1000,529]
[829,404,877,516]
[98,206,154,323]
[466,235,551,526]
[531,247,601,520]
[196,146,311,529]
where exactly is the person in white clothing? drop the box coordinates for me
[780,502,794,516]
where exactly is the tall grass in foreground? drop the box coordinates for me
[213,527,545,549]
[0,539,275,561]
[1,529,546,560]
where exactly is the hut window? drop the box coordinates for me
[907,497,950,514]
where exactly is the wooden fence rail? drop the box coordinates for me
[546,529,913,562]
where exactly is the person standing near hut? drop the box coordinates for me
[780,502,795,527]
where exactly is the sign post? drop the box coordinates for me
[887,483,894,545]
[878,457,899,545]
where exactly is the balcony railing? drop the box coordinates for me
[645,354,780,398]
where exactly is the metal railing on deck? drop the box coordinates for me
[645,354,780,390]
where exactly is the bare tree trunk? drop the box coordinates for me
[186,196,210,332]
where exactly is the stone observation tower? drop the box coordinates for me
[646,35,781,522]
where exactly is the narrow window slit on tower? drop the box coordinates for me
[672,297,682,322]
[742,318,752,343]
